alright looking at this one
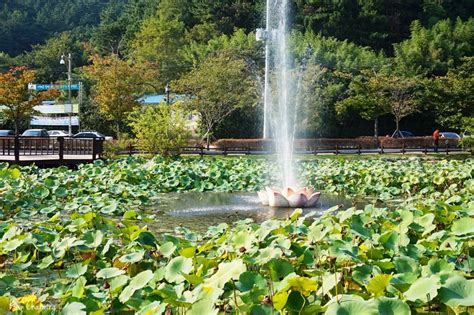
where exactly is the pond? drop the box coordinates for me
[148,192,367,233]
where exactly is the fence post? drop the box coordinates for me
[14,136,20,163]
[357,144,361,155]
[380,142,384,154]
[335,145,339,155]
[200,146,204,157]
[223,147,228,156]
[58,137,64,161]
[445,141,449,155]
[424,144,428,155]
[402,142,405,154]
[92,138,97,160]
[128,142,133,157]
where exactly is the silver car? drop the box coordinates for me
[440,132,460,139]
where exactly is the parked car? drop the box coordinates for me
[440,132,461,139]
[0,130,14,137]
[73,131,112,141]
[48,130,70,137]
[21,129,49,137]
[391,130,415,138]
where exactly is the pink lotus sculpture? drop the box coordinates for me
[258,187,321,208]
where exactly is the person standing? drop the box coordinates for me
[433,129,440,152]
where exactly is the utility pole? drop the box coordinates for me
[256,0,271,139]
[60,53,73,136]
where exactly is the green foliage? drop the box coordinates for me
[176,51,258,147]
[0,1,473,138]
[294,0,474,53]
[423,57,474,129]
[292,32,388,73]
[83,54,156,135]
[395,18,474,76]
[128,104,191,156]
[18,33,87,82]
[0,0,122,56]
[0,157,472,313]
[131,1,188,85]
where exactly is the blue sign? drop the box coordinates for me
[28,83,81,91]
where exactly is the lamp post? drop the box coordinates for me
[60,53,73,136]
[165,83,171,105]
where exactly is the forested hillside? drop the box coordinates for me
[0,0,473,139]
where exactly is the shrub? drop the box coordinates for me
[128,104,191,156]
[102,134,134,159]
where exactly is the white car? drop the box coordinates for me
[48,130,70,137]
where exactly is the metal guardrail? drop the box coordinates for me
[0,136,104,162]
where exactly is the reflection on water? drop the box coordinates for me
[148,192,364,233]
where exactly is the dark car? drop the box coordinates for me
[391,130,415,138]
[73,131,107,140]
[21,129,50,137]
[0,130,14,137]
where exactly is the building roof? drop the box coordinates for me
[138,94,185,105]
[139,94,166,104]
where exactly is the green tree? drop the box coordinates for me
[298,65,348,138]
[19,33,87,82]
[0,0,118,56]
[131,0,188,86]
[291,31,388,73]
[175,51,258,148]
[423,57,474,129]
[336,71,392,137]
[128,103,191,156]
[394,18,474,76]
[83,54,155,135]
[381,74,421,135]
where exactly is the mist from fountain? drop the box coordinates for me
[257,0,322,208]
[264,0,297,188]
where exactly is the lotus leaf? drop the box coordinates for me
[119,270,154,303]
[451,217,474,236]
[376,297,410,315]
[439,276,474,311]
[97,267,125,279]
[164,256,193,283]
[61,302,86,315]
[403,276,440,303]
[367,274,392,297]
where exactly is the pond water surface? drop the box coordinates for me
[148,192,366,233]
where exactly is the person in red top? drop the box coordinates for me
[433,129,440,152]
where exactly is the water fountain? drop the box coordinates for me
[257,0,321,207]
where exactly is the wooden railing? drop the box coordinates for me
[117,138,467,157]
[0,137,104,162]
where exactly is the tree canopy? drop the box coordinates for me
[0,0,473,139]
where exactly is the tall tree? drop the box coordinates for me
[394,18,474,76]
[175,51,258,148]
[336,71,391,138]
[131,1,188,87]
[83,54,155,135]
[0,67,58,134]
[382,75,421,135]
[423,57,474,129]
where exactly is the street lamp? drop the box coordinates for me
[165,83,171,105]
[60,53,73,136]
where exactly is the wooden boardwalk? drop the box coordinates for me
[0,137,103,167]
